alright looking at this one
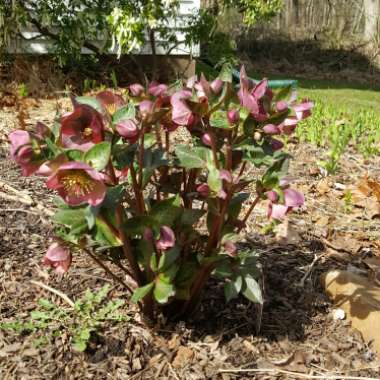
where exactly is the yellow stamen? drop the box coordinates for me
[83,127,93,137]
[61,170,95,197]
[106,103,117,115]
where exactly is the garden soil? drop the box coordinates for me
[1,97,380,379]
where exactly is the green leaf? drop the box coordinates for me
[273,85,292,102]
[175,145,210,169]
[112,103,135,125]
[131,282,154,303]
[219,63,233,83]
[158,246,180,271]
[65,149,83,161]
[94,217,122,247]
[84,142,111,171]
[75,96,103,113]
[207,166,222,193]
[209,110,230,129]
[85,205,99,229]
[102,185,125,209]
[150,195,181,227]
[180,209,205,226]
[242,275,263,304]
[113,143,137,170]
[54,208,88,235]
[153,279,175,304]
[224,276,242,302]
[228,193,249,219]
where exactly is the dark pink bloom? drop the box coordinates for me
[46,162,106,206]
[9,130,43,176]
[239,88,259,114]
[197,183,210,197]
[129,83,145,97]
[148,82,168,97]
[60,105,104,151]
[263,124,280,135]
[227,109,240,125]
[43,242,72,274]
[210,78,223,94]
[271,139,284,151]
[116,119,139,139]
[96,91,125,115]
[156,226,175,251]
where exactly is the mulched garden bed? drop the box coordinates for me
[1,98,380,379]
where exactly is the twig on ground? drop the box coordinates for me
[219,367,380,380]
[30,280,75,308]
[0,191,33,205]
[296,253,325,287]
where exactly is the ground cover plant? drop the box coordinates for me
[8,66,312,321]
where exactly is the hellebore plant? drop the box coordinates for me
[9,66,312,320]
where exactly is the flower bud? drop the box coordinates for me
[129,83,144,97]
[116,119,139,139]
[224,241,237,257]
[276,101,288,113]
[202,133,212,146]
[254,131,262,141]
[197,183,210,197]
[263,124,280,135]
[227,109,240,125]
[271,138,284,151]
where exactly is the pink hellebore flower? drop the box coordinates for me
[156,226,176,251]
[276,101,288,113]
[60,105,104,151]
[139,100,154,118]
[46,162,106,206]
[9,130,43,176]
[96,91,125,115]
[129,83,145,97]
[116,119,139,140]
[148,82,168,97]
[171,90,194,126]
[43,242,72,274]
[252,79,268,100]
[267,188,304,220]
[202,133,212,146]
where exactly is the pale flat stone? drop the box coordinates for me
[322,270,380,355]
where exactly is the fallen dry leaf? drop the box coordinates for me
[172,346,194,369]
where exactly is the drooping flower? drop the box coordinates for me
[9,130,44,176]
[293,100,314,120]
[263,124,280,135]
[148,82,168,97]
[60,105,104,151]
[43,242,72,274]
[116,119,139,140]
[171,90,194,126]
[267,187,304,220]
[155,226,175,251]
[139,100,154,119]
[96,91,125,115]
[46,162,106,206]
[129,83,145,97]
[201,133,212,146]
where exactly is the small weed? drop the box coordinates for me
[0,285,127,352]
[343,190,353,213]
[17,83,28,98]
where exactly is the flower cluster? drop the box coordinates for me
[9,66,312,318]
